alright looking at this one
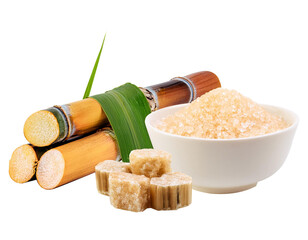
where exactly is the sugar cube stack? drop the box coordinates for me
[95,160,131,195]
[95,149,192,212]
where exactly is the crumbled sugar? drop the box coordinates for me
[109,172,150,212]
[150,172,192,210]
[95,160,131,195]
[157,88,289,139]
[129,149,171,178]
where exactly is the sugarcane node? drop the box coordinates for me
[144,71,221,109]
[184,71,221,98]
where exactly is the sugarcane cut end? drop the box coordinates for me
[9,144,38,183]
[36,149,65,189]
[24,110,60,147]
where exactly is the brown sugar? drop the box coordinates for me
[150,172,192,210]
[96,150,192,212]
[95,160,131,195]
[129,149,171,178]
[157,88,288,139]
[109,172,150,212]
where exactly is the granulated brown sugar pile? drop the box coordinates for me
[157,88,288,139]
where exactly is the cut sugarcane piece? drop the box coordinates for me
[36,130,118,190]
[23,108,66,147]
[150,172,192,210]
[24,98,106,147]
[109,172,150,212]
[9,144,42,183]
[129,149,171,178]
[95,160,131,195]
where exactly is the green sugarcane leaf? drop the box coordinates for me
[91,83,153,162]
[83,34,106,99]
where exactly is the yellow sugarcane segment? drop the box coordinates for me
[36,130,118,189]
[64,98,107,137]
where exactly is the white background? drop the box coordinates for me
[1,0,307,239]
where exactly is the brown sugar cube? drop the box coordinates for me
[150,172,192,210]
[95,160,131,196]
[129,149,171,178]
[109,172,150,212]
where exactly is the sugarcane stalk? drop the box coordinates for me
[24,71,221,147]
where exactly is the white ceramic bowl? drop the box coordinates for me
[145,104,298,194]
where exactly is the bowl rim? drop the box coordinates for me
[145,103,299,142]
